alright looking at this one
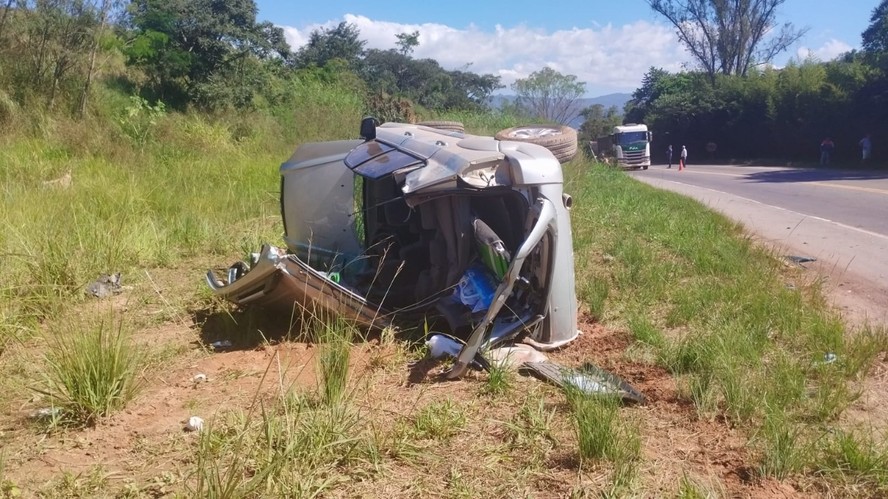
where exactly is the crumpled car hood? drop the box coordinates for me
[343,124,563,199]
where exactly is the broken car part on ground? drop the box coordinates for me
[207,118,642,399]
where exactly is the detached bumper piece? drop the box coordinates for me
[206,244,389,329]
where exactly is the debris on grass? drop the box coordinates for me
[85,273,123,298]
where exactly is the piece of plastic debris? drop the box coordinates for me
[455,264,497,313]
[210,340,232,350]
[425,333,487,371]
[319,271,340,283]
[86,273,123,298]
[186,416,204,432]
[823,352,838,364]
[427,334,463,359]
[485,345,548,369]
[31,407,62,420]
[192,373,207,383]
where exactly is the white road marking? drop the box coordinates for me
[650,178,888,242]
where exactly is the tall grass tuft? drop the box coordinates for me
[37,317,142,425]
[567,389,640,495]
[818,430,888,491]
[190,392,363,498]
[757,412,806,479]
[313,315,357,405]
[482,357,514,396]
[567,389,640,464]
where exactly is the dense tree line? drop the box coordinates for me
[2,0,887,166]
[296,21,502,113]
[0,1,502,121]
[625,0,888,163]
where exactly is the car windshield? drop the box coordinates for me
[616,131,647,145]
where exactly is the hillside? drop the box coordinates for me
[490,93,632,127]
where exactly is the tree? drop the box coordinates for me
[624,67,669,124]
[126,0,290,109]
[395,30,419,56]
[511,67,585,124]
[862,1,888,54]
[448,69,502,108]
[577,104,622,143]
[646,0,807,82]
[293,21,364,69]
[2,0,113,109]
[360,49,501,111]
[79,0,120,117]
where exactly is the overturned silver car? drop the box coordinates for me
[207,119,579,378]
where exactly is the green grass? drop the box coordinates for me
[481,358,514,396]
[756,412,807,479]
[675,472,722,498]
[0,453,20,499]
[36,316,142,426]
[503,396,557,451]
[0,77,361,331]
[565,162,887,481]
[412,400,467,440]
[567,390,640,465]
[2,76,887,495]
[566,389,641,496]
[817,430,888,492]
[190,394,365,498]
[314,316,357,405]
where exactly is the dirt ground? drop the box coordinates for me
[1,313,799,497]
[0,255,884,497]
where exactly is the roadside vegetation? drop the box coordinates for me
[2,94,886,494]
[2,0,888,497]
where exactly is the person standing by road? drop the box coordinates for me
[679,145,687,170]
[666,144,673,168]
[859,133,872,163]
[820,137,835,165]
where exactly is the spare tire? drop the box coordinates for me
[417,120,465,133]
[495,125,578,163]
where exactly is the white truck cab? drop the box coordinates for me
[612,123,651,170]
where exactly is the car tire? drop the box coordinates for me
[417,120,465,133]
[495,125,578,163]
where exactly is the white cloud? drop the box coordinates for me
[281,26,308,48]
[281,14,693,96]
[795,39,853,62]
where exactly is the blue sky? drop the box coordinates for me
[255,0,878,96]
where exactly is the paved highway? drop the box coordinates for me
[627,163,888,325]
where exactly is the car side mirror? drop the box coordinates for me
[360,116,379,140]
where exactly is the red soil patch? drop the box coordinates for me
[546,314,805,497]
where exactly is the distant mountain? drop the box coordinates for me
[489,92,632,128]
[580,93,632,111]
